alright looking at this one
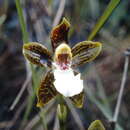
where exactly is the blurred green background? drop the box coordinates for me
[0,0,130,130]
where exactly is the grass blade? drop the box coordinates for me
[88,0,121,40]
[15,0,29,43]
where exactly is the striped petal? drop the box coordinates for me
[50,18,70,51]
[71,41,102,68]
[37,71,58,107]
[23,42,52,68]
[69,92,84,108]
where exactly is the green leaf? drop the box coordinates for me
[88,0,121,40]
[15,0,29,43]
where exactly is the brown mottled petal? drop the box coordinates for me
[71,41,102,68]
[50,18,70,51]
[37,71,58,107]
[23,42,52,68]
[69,92,84,108]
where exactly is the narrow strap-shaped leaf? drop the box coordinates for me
[23,42,53,68]
[71,41,102,68]
[88,120,105,130]
[37,70,58,107]
[50,17,70,51]
[69,92,84,108]
[88,0,121,41]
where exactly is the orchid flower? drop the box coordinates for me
[23,18,102,108]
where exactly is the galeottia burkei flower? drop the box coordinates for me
[23,18,102,108]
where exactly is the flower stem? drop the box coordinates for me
[57,96,67,130]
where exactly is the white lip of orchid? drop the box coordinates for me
[53,63,83,97]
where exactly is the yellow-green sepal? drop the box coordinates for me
[69,92,84,108]
[71,41,102,68]
[23,42,52,68]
